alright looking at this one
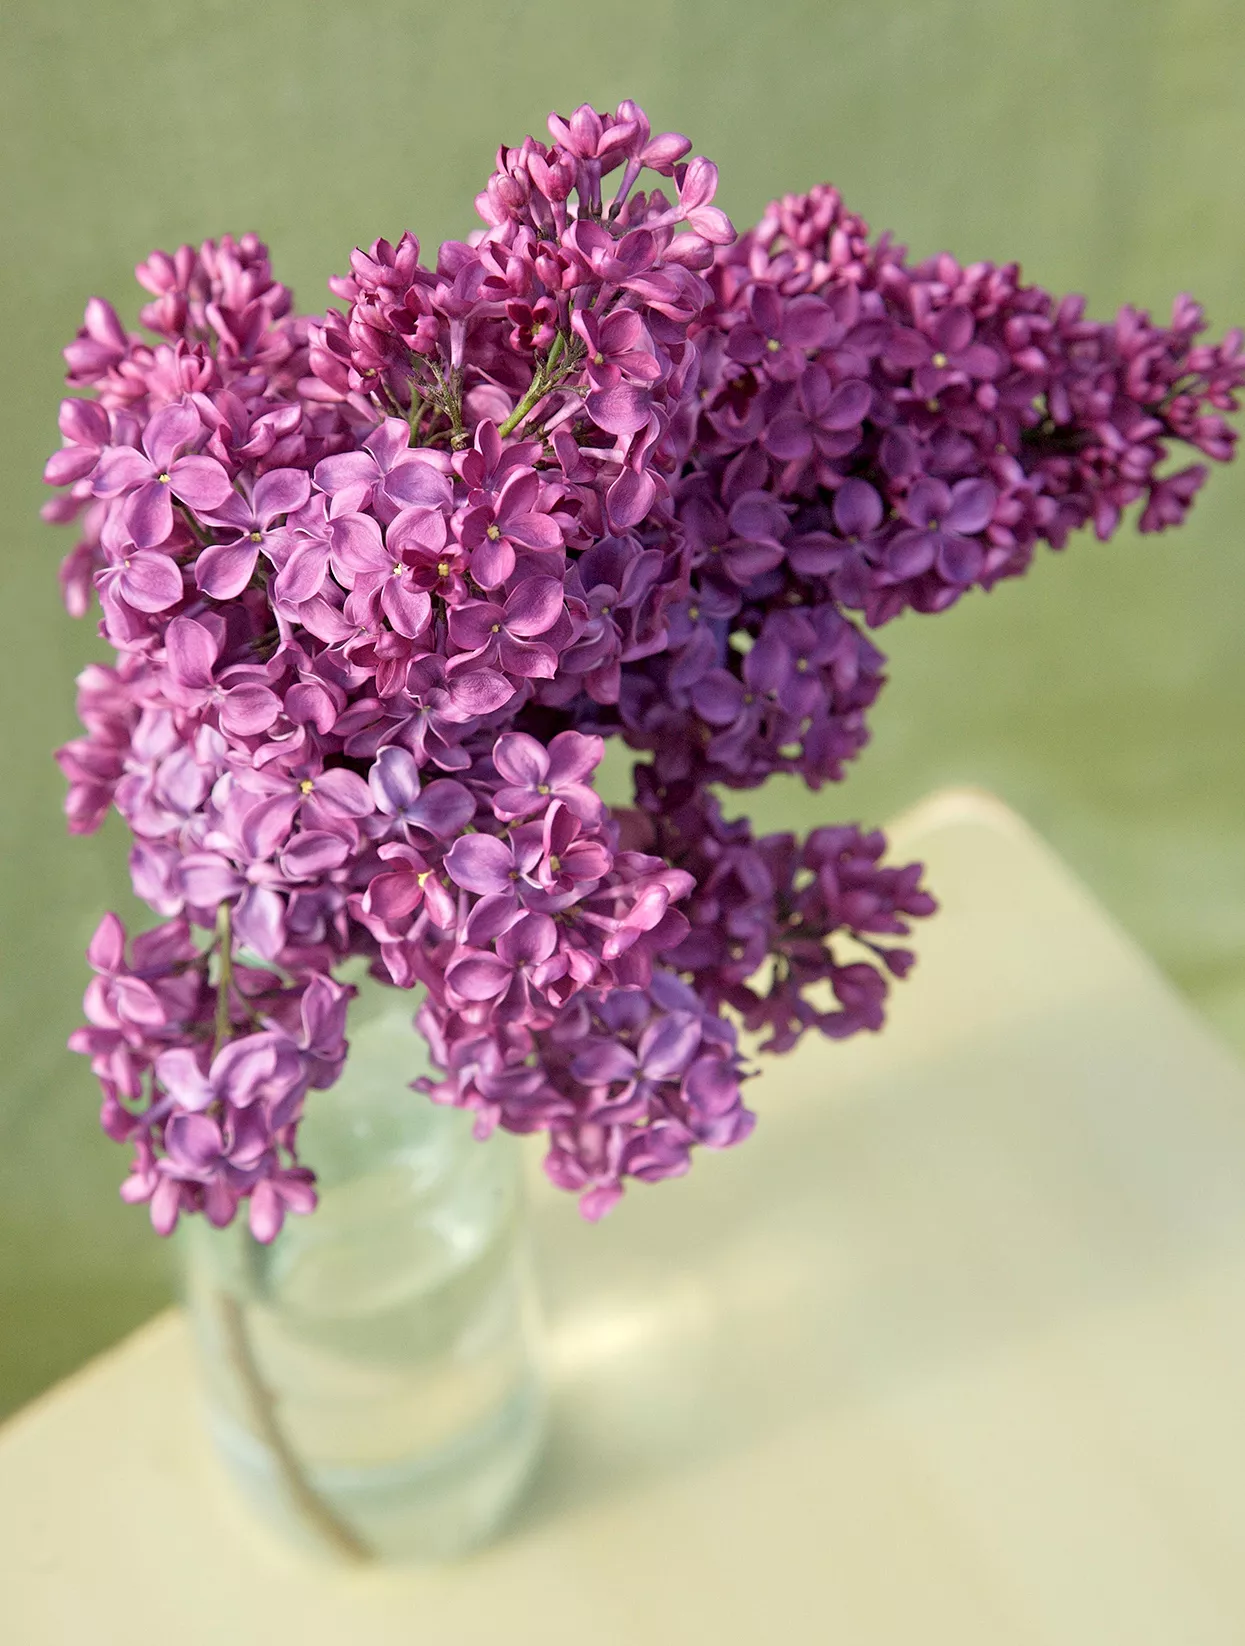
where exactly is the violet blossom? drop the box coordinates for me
[44,102,1241,1234]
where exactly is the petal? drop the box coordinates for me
[240,794,300,859]
[934,532,986,585]
[447,599,503,650]
[406,779,476,842]
[832,478,884,538]
[444,833,515,895]
[212,1033,294,1106]
[685,204,734,244]
[586,385,652,437]
[546,729,603,787]
[683,1054,744,1117]
[169,455,234,511]
[280,830,351,878]
[150,1177,184,1236]
[328,513,386,577]
[750,284,783,335]
[178,853,244,906]
[275,1172,317,1217]
[883,326,931,370]
[444,668,515,718]
[165,1112,223,1171]
[248,1180,285,1244]
[312,451,376,493]
[605,466,656,531]
[253,467,312,524]
[285,680,340,734]
[369,745,422,816]
[274,541,330,603]
[380,579,432,638]
[821,378,873,430]
[59,397,111,446]
[366,870,425,923]
[144,401,202,471]
[445,949,513,1001]
[945,479,997,535]
[885,529,937,579]
[933,306,975,355]
[312,767,374,818]
[496,911,558,966]
[45,446,100,486]
[955,343,1002,380]
[637,1011,702,1079]
[726,326,768,365]
[165,616,219,689]
[578,1183,623,1220]
[195,540,260,599]
[691,669,745,726]
[728,493,788,542]
[233,886,286,960]
[86,912,126,973]
[572,1042,638,1084]
[154,1047,215,1112]
[498,635,557,678]
[364,417,411,469]
[387,504,448,556]
[503,510,564,550]
[114,975,166,1025]
[764,416,813,461]
[904,478,950,528]
[502,576,564,637]
[124,483,175,550]
[679,155,718,211]
[384,456,452,510]
[120,551,183,611]
[781,296,835,351]
[469,536,516,590]
[220,683,281,737]
[463,891,523,946]
[492,732,548,790]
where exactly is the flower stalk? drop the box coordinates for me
[215,1283,373,1563]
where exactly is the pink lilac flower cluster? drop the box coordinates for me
[46,104,1241,1240]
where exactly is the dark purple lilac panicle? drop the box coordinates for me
[45,110,1240,1232]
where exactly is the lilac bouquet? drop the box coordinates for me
[48,102,1242,1243]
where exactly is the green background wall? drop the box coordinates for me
[2,0,1243,1418]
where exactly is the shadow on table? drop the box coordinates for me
[513,984,1245,1533]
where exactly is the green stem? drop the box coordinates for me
[544,328,567,375]
[498,331,569,438]
[425,362,468,449]
[207,899,372,1561]
[212,902,233,1057]
[216,1289,373,1563]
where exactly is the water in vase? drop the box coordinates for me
[181,987,546,1562]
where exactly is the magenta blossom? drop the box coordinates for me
[93,400,233,549]
[46,101,1240,1236]
[490,730,604,823]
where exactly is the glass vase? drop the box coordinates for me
[179,980,546,1564]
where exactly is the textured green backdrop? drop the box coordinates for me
[2,0,1243,1420]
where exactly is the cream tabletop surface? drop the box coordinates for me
[5,788,1245,1645]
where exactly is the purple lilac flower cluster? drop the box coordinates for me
[46,105,1241,1238]
[612,183,1245,794]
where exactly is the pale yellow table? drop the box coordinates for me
[6,790,1245,1645]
